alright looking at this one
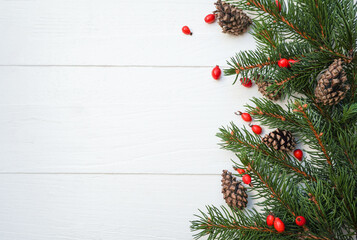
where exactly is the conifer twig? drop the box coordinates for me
[235,60,278,75]
[229,134,316,181]
[293,103,332,166]
[247,163,296,217]
[258,30,277,48]
[275,74,299,86]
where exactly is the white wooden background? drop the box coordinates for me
[0,0,258,239]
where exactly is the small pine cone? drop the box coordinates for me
[221,170,248,210]
[314,59,350,105]
[262,129,296,152]
[214,0,252,36]
[257,81,281,100]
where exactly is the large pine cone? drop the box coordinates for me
[314,59,350,105]
[214,0,252,36]
[262,129,296,152]
[221,170,248,210]
[257,81,282,100]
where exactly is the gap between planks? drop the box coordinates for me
[0,64,229,68]
[0,172,221,176]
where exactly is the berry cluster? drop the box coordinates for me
[266,214,306,233]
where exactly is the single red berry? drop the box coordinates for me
[294,149,303,161]
[236,168,246,174]
[276,0,282,12]
[250,124,262,134]
[274,218,285,232]
[266,215,275,226]
[242,174,251,184]
[295,216,306,226]
[242,113,252,122]
[278,58,290,68]
[240,78,253,88]
[182,26,192,35]
[212,65,221,80]
[235,111,252,122]
[204,14,216,24]
[288,59,298,66]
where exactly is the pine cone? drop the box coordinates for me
[257,81,282,100]
[214,0,252,36]
[262,129,296,152]
[221,170,248,210]
[314,59,350,105]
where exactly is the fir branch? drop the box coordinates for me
[191,206,296,239]
[234,59,277,75]
[293,102,332,166]
[220,126,316,181]
[246,98,303,129]
[257,30,277,49]
[247,162,297,217]
[275,74,299,86]
[246,0,316,41]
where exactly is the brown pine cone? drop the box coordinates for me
[314,59,350,105]
[221,170,248,210]
[214,0,252,36]
[257,81,282,100]
[262,129,296,152]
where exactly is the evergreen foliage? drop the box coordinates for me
[191,0,357,239]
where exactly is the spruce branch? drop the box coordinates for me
[191,1,356,239]
[246,98,302,129]
[275,74,299,86]
[246,0,316,42]
[219,125,316,181]
[293,102,332,166]
[191,206,296,239]
[246,162,297,217]
[244,0,352,60]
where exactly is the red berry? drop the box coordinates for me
[212,65,221,80]
[182,26,192,35]
[266,215,275,226]
[278,58,290,68]
[235,111,252,122]
[294,149,303,161]
[276,0,282,12]
[242,113,252,122]
[274,218,285,232]
[295,216,306,226]
[240,78,253,88]
[251,125,262,134]
[204,14,216,24]
[236,168,246,174]
[288,59,298,66]
[242,174,251,184]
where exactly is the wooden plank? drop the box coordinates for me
[0,66,260,173]
[0,0,255,66]
[0,174,238,240]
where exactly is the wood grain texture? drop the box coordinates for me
[0,0,260,239]
[0,0,255,66]
[0,66,259,173]
[0,174,230,240]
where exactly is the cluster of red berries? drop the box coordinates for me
[266,214,306,233]
[235,168,251,185]
[235,111,262,135]
[278,58,298,68]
